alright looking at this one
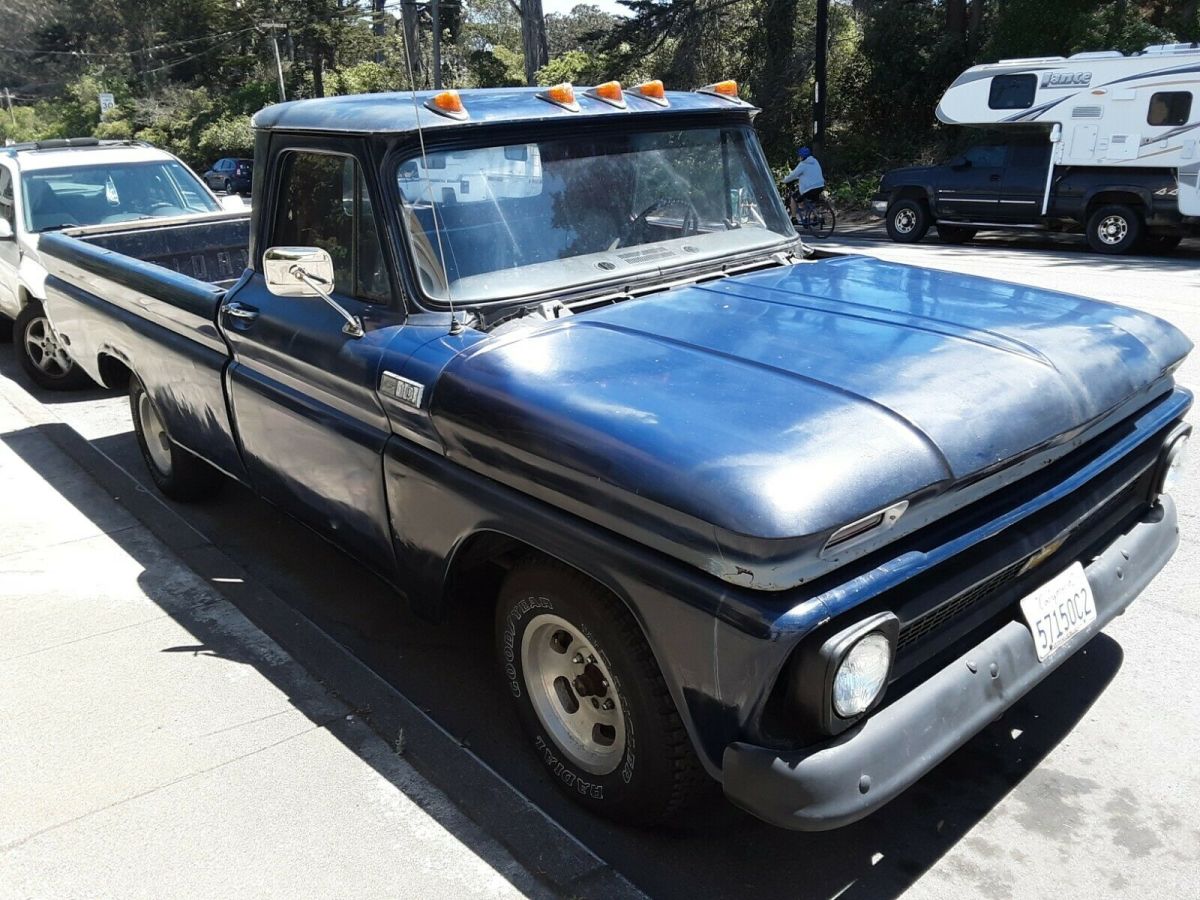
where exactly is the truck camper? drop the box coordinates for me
[875,43,1200,252]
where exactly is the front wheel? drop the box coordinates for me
[803,198,837,239]
[496,559,704,825]
[886,199,930,243]
[15,301,93,390]
[130,376,224,501]
[1086,204,1142,254]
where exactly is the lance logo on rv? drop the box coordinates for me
[1041,71,1092,89]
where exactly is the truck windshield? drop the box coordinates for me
[21,160,220,232]
[396,125,793,304]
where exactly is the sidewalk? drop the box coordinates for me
[0,384,548,898]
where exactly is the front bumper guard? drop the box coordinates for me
[722,498,1179,831]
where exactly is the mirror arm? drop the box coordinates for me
[292,265,365,338]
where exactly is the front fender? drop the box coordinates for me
[17,253,48,305]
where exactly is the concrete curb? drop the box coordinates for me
[0,373,646,900]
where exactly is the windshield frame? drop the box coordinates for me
[20,157,221,233]
[385,115,799,312]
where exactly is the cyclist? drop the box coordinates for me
[782,146,825,222]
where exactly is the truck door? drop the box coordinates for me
[934,142,1006,220]
[220,142,404,578]
[0,165,19,318]
[997,139,1051,220]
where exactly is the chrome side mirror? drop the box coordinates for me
[262,246,363,338]
[0,219,13,240]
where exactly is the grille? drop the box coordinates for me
[897,557,1027,651]
[895,478,1143,654]
[1072,105,1103,118]
[616,246,677,263]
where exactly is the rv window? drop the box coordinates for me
[1148,92,1192,127]
[988,74,1037,110]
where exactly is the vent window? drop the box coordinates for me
[989,74,1037,110]
[1148,91,1192,127]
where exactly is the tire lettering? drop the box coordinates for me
[501,595,554,697]
[535,735,603,799]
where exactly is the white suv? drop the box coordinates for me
[0,138,239,388]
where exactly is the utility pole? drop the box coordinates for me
[2,88,15,126]
[812,0,829,156]
[259,23,288,103]
[431,0,442,90]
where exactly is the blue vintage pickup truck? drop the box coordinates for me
[36,83,1192,830]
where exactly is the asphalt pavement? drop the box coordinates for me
[2,227,1197,899]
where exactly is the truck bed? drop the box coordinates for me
[65,212,250,286]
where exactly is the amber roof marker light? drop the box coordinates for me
[537,82,582,112]
[424,90,468,121]
[632,80,669,107]
[698,80,743,102]
[587,81,627,109]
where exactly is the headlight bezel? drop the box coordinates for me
[789,612,899,737]
[1156,424,1192,496]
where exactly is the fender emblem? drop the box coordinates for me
[380,371,425,409]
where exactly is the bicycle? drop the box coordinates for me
[787,187,837,239]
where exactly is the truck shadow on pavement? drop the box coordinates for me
[0,421,564,900]
[3,411,1127,900]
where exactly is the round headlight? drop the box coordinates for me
[832,632,892,718]
[1161,433,1189,495]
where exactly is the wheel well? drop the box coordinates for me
[890,187,929,205]
[1086,192,1145,218]
[97,353,132,391]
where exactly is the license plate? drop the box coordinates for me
[1019,562,1096,662]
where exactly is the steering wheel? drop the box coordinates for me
[615,198,702,248]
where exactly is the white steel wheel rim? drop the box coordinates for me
[138,392,173,476]
[894,208,917,234]
[24,316,74,377]
[520,613,626,776]
[1098,215,1128,245]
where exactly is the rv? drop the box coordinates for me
[873,43,1200,253]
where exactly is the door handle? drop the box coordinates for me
[221,301,259,323]
[989,174,1002,182]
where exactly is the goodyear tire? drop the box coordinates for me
[130,376,224,501]
[1086,204,1142,255]
[496,559,704,825]
[886,198,930,243]
[15,301,93,390]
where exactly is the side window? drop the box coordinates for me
[1010,142,1049,169]
[271,151,390,303]
[964,144,1006,168]
[1148,91,1192,127]
[0,168,14,231]
[989,74,1037,110]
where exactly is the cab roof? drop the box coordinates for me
[251,86,756,134]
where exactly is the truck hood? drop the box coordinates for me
[430,255,1190,587]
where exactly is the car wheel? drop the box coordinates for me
[886,199,930,243]
[496,558,705,825]
[1086,204,1142,254]
[937,223,977,244]
[15,301,93,390]
[130,375,224,501]
[223,179,232,194]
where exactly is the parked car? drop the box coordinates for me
[35,85,1192,830]
[0,137,245,388]
[203,157,253,195]
[874,44,1200,254]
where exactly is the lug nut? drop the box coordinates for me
[601,699,615,711]
[572,653,584,664]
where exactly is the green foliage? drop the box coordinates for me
[198,114,254,159]
[468,48,526,87]
[536,50,613,86]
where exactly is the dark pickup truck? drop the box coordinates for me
[873,132,1189,254]
[38,84,1192,830]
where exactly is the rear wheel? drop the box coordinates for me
[937,223,977,244]
[223,178,232,194]
[130,376,224,501]
[15,301,93,390]
[886,199,930,243]
[496,559,704,825]
[1086,204,1142,254]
